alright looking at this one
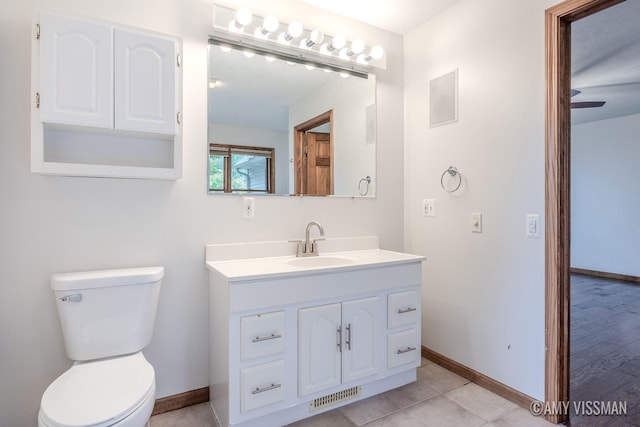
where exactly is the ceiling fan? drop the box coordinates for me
[571,89,606,109]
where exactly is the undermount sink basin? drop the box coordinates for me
[288,256,355,268]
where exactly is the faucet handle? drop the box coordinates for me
[288,239,304,256]
[310,238,325,255]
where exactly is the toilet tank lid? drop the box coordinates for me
[51,266,164,291]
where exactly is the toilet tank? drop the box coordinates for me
[51,266,164,361]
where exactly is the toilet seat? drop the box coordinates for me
[39,352,155,427]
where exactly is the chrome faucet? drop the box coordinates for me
[291,221,325,257]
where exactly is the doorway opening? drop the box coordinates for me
[293,110,334,196]
[545,0,626,424]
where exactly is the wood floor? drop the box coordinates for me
[569,273,640,426]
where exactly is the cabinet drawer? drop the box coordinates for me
[240,360,286,413]
[241,311,286,361]
[388,328,419,369]
[387,290,419,329]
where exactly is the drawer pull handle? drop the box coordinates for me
[251,383,282,394]
[396,346,417,355]
[397,307,417,314]
[252,333,282,343]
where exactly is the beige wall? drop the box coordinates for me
[0,1,404,425]
[404,0,558,400]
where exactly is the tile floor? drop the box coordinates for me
[149,359,556,427]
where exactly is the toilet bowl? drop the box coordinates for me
[38,352,155,427]
[39,267,163,427]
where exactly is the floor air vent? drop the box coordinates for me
[309,386,361,412]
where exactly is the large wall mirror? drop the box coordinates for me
[207,40,377,197]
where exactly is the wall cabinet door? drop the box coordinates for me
[298,297,380,397]
[39,13,113,128]
[114,29,176,134]
[298,303,342,396]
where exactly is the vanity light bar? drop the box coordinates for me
[211,4,385,74]
[208,35,369,79]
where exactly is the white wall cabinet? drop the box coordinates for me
[298,297,380,397]
[208,258,422,427]
[32,12,182,179]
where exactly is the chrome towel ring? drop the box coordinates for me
[358,176,371,196]
[440,166,462,193]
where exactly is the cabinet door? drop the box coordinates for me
[39,13,113,128]
[342,297,380,383]
[298,303,341,396]
[114,29,176,134]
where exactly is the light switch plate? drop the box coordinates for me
[423,199,435,217]
[471,213,482,233]
[526,214,539,238]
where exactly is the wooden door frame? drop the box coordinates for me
[544,0,624,423]
[293,110,334,195]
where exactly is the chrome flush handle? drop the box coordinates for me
[59,294,82,302]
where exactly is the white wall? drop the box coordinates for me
[289,75,376,195]
[571,113,640,277]
[404,0,556,400]
[209,123,289,194]
[0,1,404,425]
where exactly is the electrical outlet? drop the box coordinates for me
[423,199,435,217]
[471,213,482,233]
[243,197,255,219]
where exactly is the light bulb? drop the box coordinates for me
[288,21,303,38]
[264,15,279,32]
[338,47,351,60]
[243,50,255,58]
[305,64,315,70]
[339,72,350,79]
[230,8,252,32]
[279,21,303,44]
[309,30,324,44]
[219,45,231,53]
[265,55,276,62]
[351,39,365,55]
[255,15,279,39]
[331,34,347,50]
[369,45,384,60]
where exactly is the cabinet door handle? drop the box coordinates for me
[397,307,417,314]
[336,326,342,352]
[345,323,352,351]
[251,383,281,395]
[396,346,417,355]
[252,333,282,343]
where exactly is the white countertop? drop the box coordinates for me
[206,249,425,282]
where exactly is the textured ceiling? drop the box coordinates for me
[296,0,463,34]
[571,0,640,124]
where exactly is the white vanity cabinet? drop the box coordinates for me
[207,245,424,427]
[32,12,182,179]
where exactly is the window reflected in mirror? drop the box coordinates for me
[209,144,275,194]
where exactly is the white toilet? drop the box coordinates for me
[39,266,164,427]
